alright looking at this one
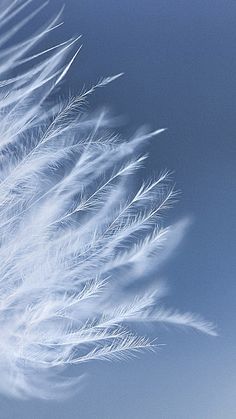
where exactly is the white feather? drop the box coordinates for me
[0,0,216,400]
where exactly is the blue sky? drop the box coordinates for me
[1,1,236,418]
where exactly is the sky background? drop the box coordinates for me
[2,1,236,418]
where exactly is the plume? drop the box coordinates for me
[0,0,216,399]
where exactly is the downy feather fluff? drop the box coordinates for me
[0,0,216,399]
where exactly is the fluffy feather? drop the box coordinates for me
[0,0,216,399]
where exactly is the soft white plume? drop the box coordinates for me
[0,0,216,399]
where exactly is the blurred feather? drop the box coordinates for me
[0,0,216,399]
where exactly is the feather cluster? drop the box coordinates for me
[0,0,216,399]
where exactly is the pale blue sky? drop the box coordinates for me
[1,1,236,418]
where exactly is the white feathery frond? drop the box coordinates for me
[0,0,216,400]
[141,308,218,336]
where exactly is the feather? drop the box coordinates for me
[0,0,216,400]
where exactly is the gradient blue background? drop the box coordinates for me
[2,1,236,418]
